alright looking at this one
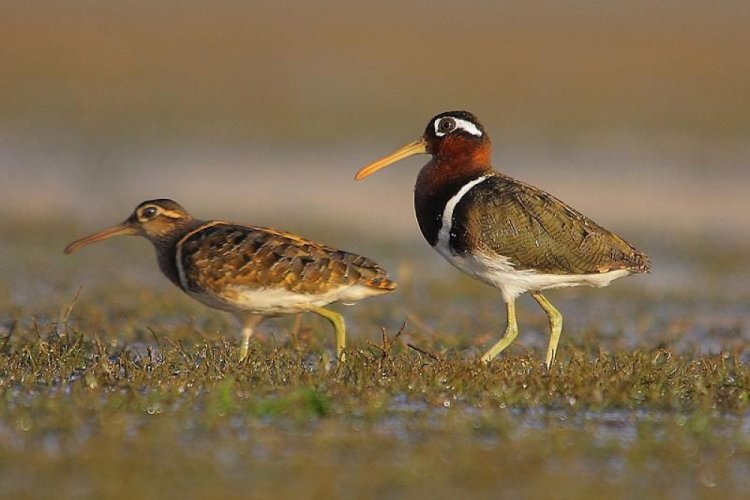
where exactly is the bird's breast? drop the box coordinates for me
[414,166,490,247]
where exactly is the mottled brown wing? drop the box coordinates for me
[451,174,650,274]
[177,222,396,296]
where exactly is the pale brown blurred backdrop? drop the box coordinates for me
[1,0,748,243]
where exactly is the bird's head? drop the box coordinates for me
[355,110,490,180]
[64,199,195,254]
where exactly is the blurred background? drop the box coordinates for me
[1,1,748,327]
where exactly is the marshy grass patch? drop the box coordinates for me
[1,323,749,497]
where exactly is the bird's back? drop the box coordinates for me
[450,173,650,275]
[175,222,396,304]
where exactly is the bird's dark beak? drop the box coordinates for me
[355,138,428,180]
[64,221,139,254]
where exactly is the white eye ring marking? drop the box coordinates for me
[434,117,483,137]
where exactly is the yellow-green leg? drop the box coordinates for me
[480,300,518,362]
[531,291,563,369]
[309,307,346,361]
[238,315,263,362]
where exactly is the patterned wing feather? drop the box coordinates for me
[452,174,650,274]
[177,222,396,296]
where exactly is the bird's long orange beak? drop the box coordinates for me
[354,138,428,180]
[64,222,138,254]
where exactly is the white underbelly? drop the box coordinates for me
[437,247,631,302]
[186,284,386,315]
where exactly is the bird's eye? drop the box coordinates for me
[438,118,456,133]
[141,206,158,219]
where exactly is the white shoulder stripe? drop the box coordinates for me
[434,176,489,258]
[175,241,188,291]
[175,237,191,292]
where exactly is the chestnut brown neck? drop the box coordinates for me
[414,139,493,246]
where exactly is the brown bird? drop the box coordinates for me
[64,199,396,361]
[356,111,649,368]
